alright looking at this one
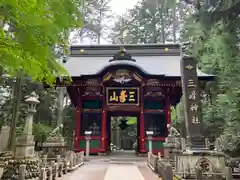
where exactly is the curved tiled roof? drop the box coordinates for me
[62,44,213,79]
[63,56,212,78]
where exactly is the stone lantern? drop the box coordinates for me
[15,92,39,158]
[24,92,39,134]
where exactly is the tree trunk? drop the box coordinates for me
[120,16,124,44]
[158,0,165,43]
[8,75,22,152]
[172,3,177,43]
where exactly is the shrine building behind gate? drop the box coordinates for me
[58,44,213,155]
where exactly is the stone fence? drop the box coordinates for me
[147,152,158,172]
[147,152,234,180]
[147,152,173,180]
[17,151,84,180]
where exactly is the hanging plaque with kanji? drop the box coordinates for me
[106,87,139,105]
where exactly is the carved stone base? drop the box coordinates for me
[15,134,35,158]
[42,135,67,158]
[175,150,226,178]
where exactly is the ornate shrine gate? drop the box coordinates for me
[57,44,213,155]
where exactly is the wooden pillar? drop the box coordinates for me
[74,105,81,151]
[101,86,107,152]
[101,109,107,152]
[165,97,171,137]
[140,85,145,152]
[167,99,171,124]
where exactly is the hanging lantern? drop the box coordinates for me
[118,119,129,130]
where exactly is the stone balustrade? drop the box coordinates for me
[147,152,158,172]
[147,152,173,180]
[17,151,84,180]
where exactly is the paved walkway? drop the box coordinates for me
[62,163,158,180]
[104,165,145,180]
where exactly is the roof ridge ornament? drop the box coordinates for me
[109,47,136,62]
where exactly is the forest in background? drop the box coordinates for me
[0,0,240,156]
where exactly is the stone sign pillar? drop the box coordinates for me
[15,92,39,157]
[180,56,204,149]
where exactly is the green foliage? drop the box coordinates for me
[62,103,75,145]
[170,106,177,122]
[72,0,112,44]
[182,0,240,155]
[127,117,137,125]
[110,0,190,44]
[33,123,52,143]
[0,0,84,84]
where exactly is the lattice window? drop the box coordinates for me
[80,113,101,136]
[144,113,166,137]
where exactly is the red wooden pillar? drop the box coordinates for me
[101,110,107,152]
[165,97,171,137]
[74,106,81,151]
[167,98,171,124]
[100,86,107,152]
[139,85,145,152]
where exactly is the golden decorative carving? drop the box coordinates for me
[115,69,130,77]
[103,72,112,82]
[133,73,142,82]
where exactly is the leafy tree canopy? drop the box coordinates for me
[0,0,84,84]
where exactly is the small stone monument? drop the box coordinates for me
[0,126,10,152]
[42,124,68,158]
[42,86,68,158]
[163,124,180,163]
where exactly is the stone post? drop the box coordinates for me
[148,137,152,154]
[51,161,58,180]
[76,153,79,164]
[69,153,74,169]
[0,126,10,152]
[40,168,47,180]
[42,155,47,167]
[55,162,59,179]
[19,164,26,180]
[56,155,61,164]
[146,131,153,154]
[48,167,53,180]
[84,131,92,160]
[80,151,84,163]
[225,167,233,180]
[57,155,63,177]
[73,153,76,166]
[163,163,173,180]
[195,166,203,180]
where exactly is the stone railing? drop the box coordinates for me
[147,152,174,180]
[17,151,84,180]
[147,152,158,172]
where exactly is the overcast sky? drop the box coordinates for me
[70,0,139,45]
[110,0,139,15]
